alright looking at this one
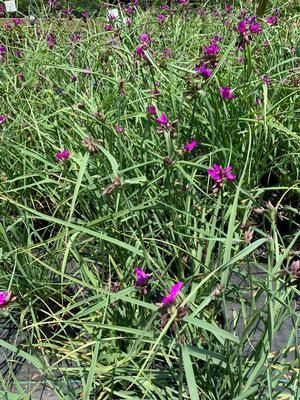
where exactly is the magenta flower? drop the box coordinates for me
[155,113,168,125]
[104,24,113,31]
[115,125,123,133]
[208,164,236,187]
[195,65,212,78]
[0,291,16,308]
[162,4,169,11]
[63,8,73,15]
[5,23,12,30]
[250,23,262,33]
[203,43,220,55]
[135,46,146,59]
[81,11,89,18]
[220,86,235,100]
[82,68,91,76]
[162,282,183,305]
[0,115,6,124]
[135,268,151,286]
[0,291,10,306]
[261,75,271,85]
[237,21,247,33]
[225,5,232,13]
[266,16,277,25]
[55,150,70,160]
[12,18,21,25]
[147,105,157,115]
[0,45,7,54]
[157,13,165,23]
[184,140,197,151]
[139,33,150,43]
[70,32,82,42]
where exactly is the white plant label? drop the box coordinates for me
[5,0,17,12]
[107,8,119,21]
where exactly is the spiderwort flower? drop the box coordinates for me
[203,43,220,55]
[237,21,247,33]
[208,164,236,191]
[0,291,10,306]
[155,113,168,125]
[55,150,70,160]
[157,13,165,23]
[220,86,235,100]
[0,115,6,124]
[104,24,113,31]
[249,22,262,33]
[135,268,151,286]
[115,125,123,133]
[0,45,6,54]
[0,291,16,308]
[83,68,91,76]
[261,75,272,85]
[162,282,183,305]
[147,104,157,115]
[184,140,197,151]
[139,33,150,44]
[195,65,212,78]
[266,16,277,25]
[12,18,21,25]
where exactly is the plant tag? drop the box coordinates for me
[107,8,119,21]
[5,0,17,12]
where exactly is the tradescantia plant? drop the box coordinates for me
[0,0,299,399]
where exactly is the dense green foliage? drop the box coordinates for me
[0,1,299,399]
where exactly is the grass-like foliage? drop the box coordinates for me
[0,1,299,399]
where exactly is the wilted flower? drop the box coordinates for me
[184,140,197,151]
[0,115,6,124]
[47,33,56,49]
[55,150,70,160]
[70,75,77,82]
[0,45,7,54]
[162,282,183,305]
[81,135,103,153]
[220,86,235,99]
[17,73,25,81]
[261,75,272,85]
[290,260,300,279]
